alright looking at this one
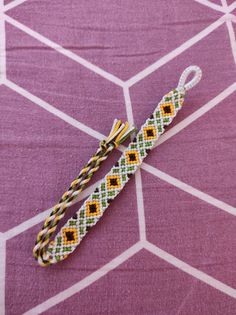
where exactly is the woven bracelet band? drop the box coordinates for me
[34,65,202,266]
[33,119,136,265]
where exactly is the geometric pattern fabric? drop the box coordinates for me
[2,0,236,314]
[47,89,185,263]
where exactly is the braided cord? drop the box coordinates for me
[33,120,136,265]
[39,87,185,266]
[33,65,202,266]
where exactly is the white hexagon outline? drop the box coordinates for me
[0,0,236,314]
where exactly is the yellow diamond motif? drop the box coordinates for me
[62,227,78,245]
[107,175,121,190]
[85,200,101,217]
[125,150,140,165]
[143,126,157,141]
[160,102,175,117]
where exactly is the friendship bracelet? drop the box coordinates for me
[33,119,136,265]
[34,65,202,266]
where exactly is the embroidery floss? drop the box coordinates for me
[34,65,202,266]
[33,119,136,265]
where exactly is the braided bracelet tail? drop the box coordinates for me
[33,119,136,266]
[34,65,202,266]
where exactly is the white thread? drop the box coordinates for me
[154,82,236,148]
[177,65,202,92]
[0,0,236,312]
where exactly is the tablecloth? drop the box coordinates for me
[1,0,236,314]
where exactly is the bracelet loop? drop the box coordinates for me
[177,65,202,92]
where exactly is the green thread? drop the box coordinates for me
[46,88,185,264]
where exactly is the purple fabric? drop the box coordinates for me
[1,0,236,314]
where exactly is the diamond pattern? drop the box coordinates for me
[146,92,236,207]
[1,0,236,314]
[46,88,184,262]
[130,24,236,130]
[62,228,78,245]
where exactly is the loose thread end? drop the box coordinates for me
[106,119,137,146]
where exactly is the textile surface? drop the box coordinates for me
[0,0,236,314]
